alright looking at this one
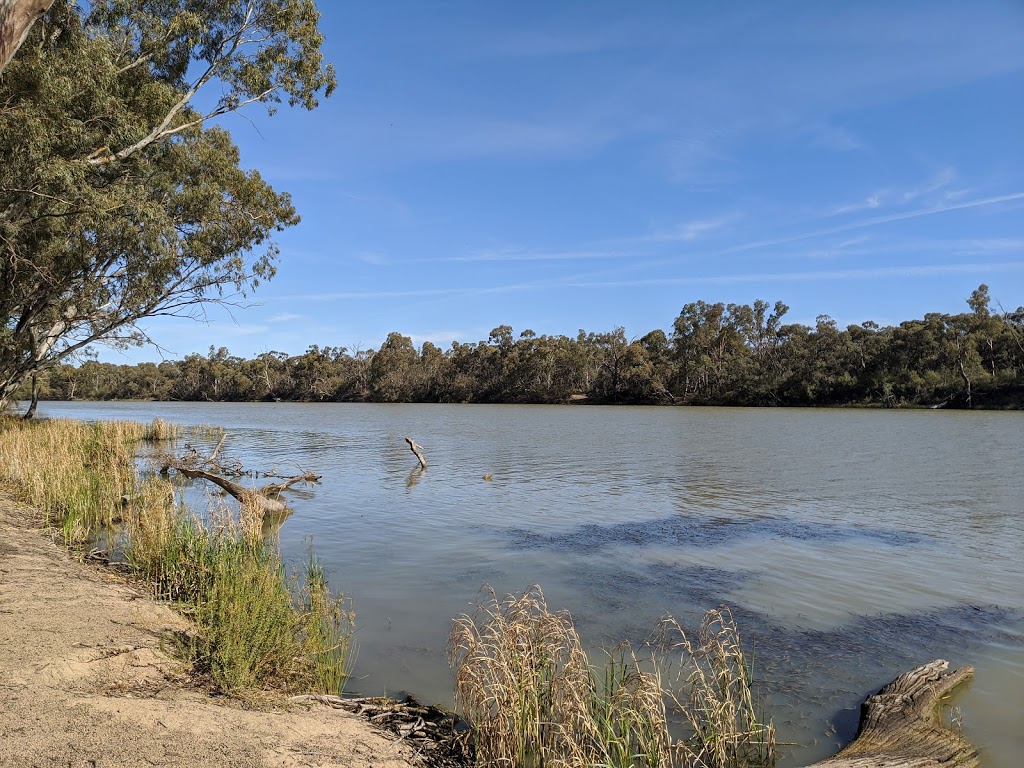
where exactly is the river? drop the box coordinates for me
[32,401,1024,767]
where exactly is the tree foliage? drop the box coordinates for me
[23,287,1024,410]
[0,0,335,410]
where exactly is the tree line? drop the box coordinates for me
[19,286,1024,409]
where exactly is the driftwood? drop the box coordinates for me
[807,659,977,768]
[288,694,469,767]
[405,437,427,470]
[160,435,320,517]
[169,466,320,516]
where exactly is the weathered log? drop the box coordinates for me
[807,659,977,768]
[172,466,288,516]
[405,437,427,470]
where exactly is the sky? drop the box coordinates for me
[111,0,1024,363]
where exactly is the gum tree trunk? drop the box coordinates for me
[0,0,55,73]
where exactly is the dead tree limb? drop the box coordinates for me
[0,0,56,75]
[160,435,320,517]
[207,430,227,463]
[405,437,427,470]
[806,659,977,768]
[172,466,288,516]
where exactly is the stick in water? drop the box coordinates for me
[404,437,427,470]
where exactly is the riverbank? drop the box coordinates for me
[0,494,420,768]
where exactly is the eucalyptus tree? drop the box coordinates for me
[0,0,335,412]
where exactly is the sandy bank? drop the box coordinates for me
[0,495,418,768]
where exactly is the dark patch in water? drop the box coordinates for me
[567,561,751,637]
[503,513,923,553]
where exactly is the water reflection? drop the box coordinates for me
[406,466,426,489]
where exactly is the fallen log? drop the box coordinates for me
[159,432,320,517]
[807,659,977,768]
[172,466,289,516]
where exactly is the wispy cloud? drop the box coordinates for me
[442,248,625,263]
[565,261,1024,290]
[900,167,958,203]
[281,280,550,302]
[219,323,271,336]
[828,193,885,217]
[826,168,958,217]
[486,20,659,59]
[644,215,737,243]
[803,121,866,152]
[356,251,391,266]
[662,130,739,185]
[410,330,475,347]
[737,192,1024,256]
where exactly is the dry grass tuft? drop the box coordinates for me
[449,586,774,768]
[659,609,776,768]
[142,417,179,441]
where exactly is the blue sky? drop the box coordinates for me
[116,1,1024,362]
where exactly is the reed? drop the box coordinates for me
[142,417,179,441]
[660,609,776,768]
[448,586,775,768]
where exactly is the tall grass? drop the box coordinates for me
[0,417,144,544]
[449,586,775,768]
[659,611,776,768]
[0,416,354,697]
[142,417,179,441]
[127,498,356,695]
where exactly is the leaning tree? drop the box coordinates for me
[0,0,335,414]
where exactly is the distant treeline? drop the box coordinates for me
[23,286,1024,409]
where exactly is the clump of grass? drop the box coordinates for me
[448,586,775,768]
[660,609,776,768]
[187,423,224,439]
[143,417,179,441]
[126,497,355,696]
[449,585,671,768]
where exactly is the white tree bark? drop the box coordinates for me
[0,0,55,73]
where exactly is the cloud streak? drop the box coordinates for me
[728,192,1024,257]
[565,261,1024,290]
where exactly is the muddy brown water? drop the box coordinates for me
[35,401,1024,767]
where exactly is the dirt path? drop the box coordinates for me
[0,495,419,768]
